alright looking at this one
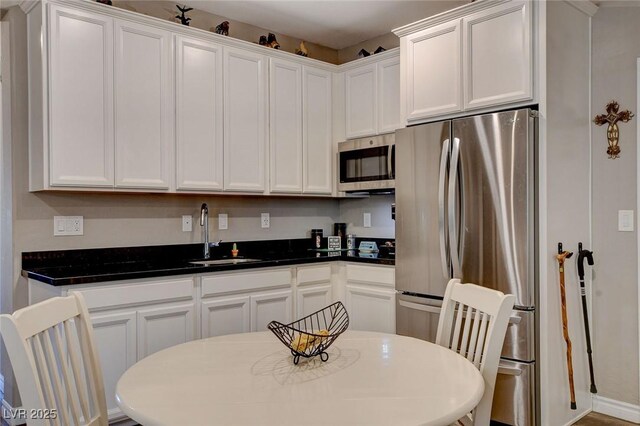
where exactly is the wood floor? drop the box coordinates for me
[574,412,637,425]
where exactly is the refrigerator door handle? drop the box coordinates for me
[498,364,524,376]
[398,299,442,315]
[438,138,450,279]
[448,137,462,278]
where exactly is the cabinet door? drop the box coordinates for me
[296,284,332,319]
[269,58,302,193]
[463,1,532,110]
[251,289,292,332]
[404,19,462,120]
[115,20,172,189]
[345,64,377,138]
[345,284,396,333]
[303,67,333,194]
[377,56,401,134]
[48,5,114,187]
[91,311,136,422]
[224,47,267,192]
[137,303,195,358]
[201,295,251,338]
[175,36,223,191]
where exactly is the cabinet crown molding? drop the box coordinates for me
[338,47,399,72]
[19,0,39,13]
[565,1,598,17]
[393,0,510,37]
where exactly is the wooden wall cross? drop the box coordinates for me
[593,101,634,159]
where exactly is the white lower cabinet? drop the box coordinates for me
[201,294,251,338]
[91,311,136,420]
[295,264,333,318]
[136,303,196,358]
[200,267,293,336]
[251,289,293,331]
[343,263,396,333]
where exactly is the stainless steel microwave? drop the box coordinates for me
[338,134,395,192]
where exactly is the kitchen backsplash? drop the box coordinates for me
[339,194,395,239]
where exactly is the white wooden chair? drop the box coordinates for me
[0,292,107,426]
[436,278,515,426]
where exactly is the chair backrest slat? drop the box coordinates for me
[64,319,92,423]
[466,308,482,362]
[40,328,71,426]
[435,279,515,426]
[0,293,108,426]
[53,323,82,425]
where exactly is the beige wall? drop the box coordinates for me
[113,0,339,64]
[339,194,395,239]
[541,2,594,422]
[591,4,640,406]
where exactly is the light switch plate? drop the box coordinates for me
[363,212,371,228]
[219,213,228,230]
[54,216,83,236]
[618,210,634,232]
[182,215,192,232]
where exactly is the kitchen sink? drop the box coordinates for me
[189,258,263,266]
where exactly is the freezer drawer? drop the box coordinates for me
[396,294,534,361]
[492,359,536,426]
[396,293,441,342]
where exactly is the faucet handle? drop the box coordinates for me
[209,240,222,248]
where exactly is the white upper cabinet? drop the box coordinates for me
[223,47,267,192]
[345,64,377,138]
[376,56,402,134]
[175,36,224,191]
[463,1,532,110]
[344,51,401,139]
[47,4,114,187]
[269,58,303,193]
[403,20,462,120]
[114,20,173,189]
[396,0,533,123]
[302,66,333,194]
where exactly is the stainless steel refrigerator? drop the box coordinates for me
[395,108,537,426]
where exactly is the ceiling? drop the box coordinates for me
[180,1,468,49]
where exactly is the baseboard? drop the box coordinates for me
[593,395,640,423]
[1,400,26,426]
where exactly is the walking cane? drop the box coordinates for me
[577,242,597,394]
[557,243,577,410]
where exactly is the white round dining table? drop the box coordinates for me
[116,330,484,426]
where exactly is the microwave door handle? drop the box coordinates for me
[388,144,395,179]
[439,138,450,279]
[448,137,462,278]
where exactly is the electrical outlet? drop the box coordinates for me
[54,216,83,236]
[182,215,192,232]
[219,213,228,230]
[363,212,371,228]
[261,213,270,229]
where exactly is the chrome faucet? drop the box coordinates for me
[200,203,210,259]
[200,203,220,259]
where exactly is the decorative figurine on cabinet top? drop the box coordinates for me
[295,41,308,57]
[215,21,229,36]
[259,35,268,46]
[593,100,635,159]
[96,0,112,5]
[175,4,193,26]
[357,48,370,58]
[267,33,280,49]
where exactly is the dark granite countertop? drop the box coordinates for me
[22,238,395,286]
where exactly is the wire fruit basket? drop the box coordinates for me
[268,301,349,365]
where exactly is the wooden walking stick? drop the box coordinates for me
[557,243,577,410]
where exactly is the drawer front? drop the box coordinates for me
[297,264,331,285]
[201,268,292,297]
[75,277,195,311]
[346,263,395,287]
